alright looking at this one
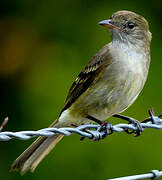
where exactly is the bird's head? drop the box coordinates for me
[99,10,152,47]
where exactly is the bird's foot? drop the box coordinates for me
[72,115,114,141]
[97,121,113,138]
[85,115,111,139]
[79,115,113,141]
[84,121,112,141]
[124,119,143,136]
[113,114,143,136]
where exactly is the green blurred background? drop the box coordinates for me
[0,0,162,180]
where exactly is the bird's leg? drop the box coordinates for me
[72,115,104,141]
[113,114,136,123]
[85,115,103,125]
[86,115,113,139]
[113,114,143,136]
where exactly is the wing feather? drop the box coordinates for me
[60,44,111,113]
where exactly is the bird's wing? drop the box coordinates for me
[60,44,112,113]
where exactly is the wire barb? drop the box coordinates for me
[0,117,8,132]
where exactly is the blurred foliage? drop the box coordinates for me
[0,0,162,180]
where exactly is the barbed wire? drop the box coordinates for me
[108,170,162,180]
[0,110,162,141]
[1,110,162,179]
[0,110,162,180]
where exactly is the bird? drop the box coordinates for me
[11,10,152,174]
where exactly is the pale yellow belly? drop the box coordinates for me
[68,66,147,122]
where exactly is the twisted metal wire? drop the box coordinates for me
[108,170,162,180]
[0,111,162,180]
[0,112,162,141]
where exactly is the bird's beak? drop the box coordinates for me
[98,20,121,30]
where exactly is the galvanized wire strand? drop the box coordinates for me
[0,111,162,180]
[0,113,162,141]
[108,170,162,180]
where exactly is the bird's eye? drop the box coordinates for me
[128,22,135,29]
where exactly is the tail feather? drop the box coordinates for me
[11,120,64,175]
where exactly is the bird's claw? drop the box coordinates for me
[85,115,113,140]
[124,119,143,136]
[97,121,113,139]
[81,122,113,141]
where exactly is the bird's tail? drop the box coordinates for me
[11,120,64,175]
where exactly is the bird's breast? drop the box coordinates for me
[83,44,149,119]
[60,43,150,123]
[95,43,149,117]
